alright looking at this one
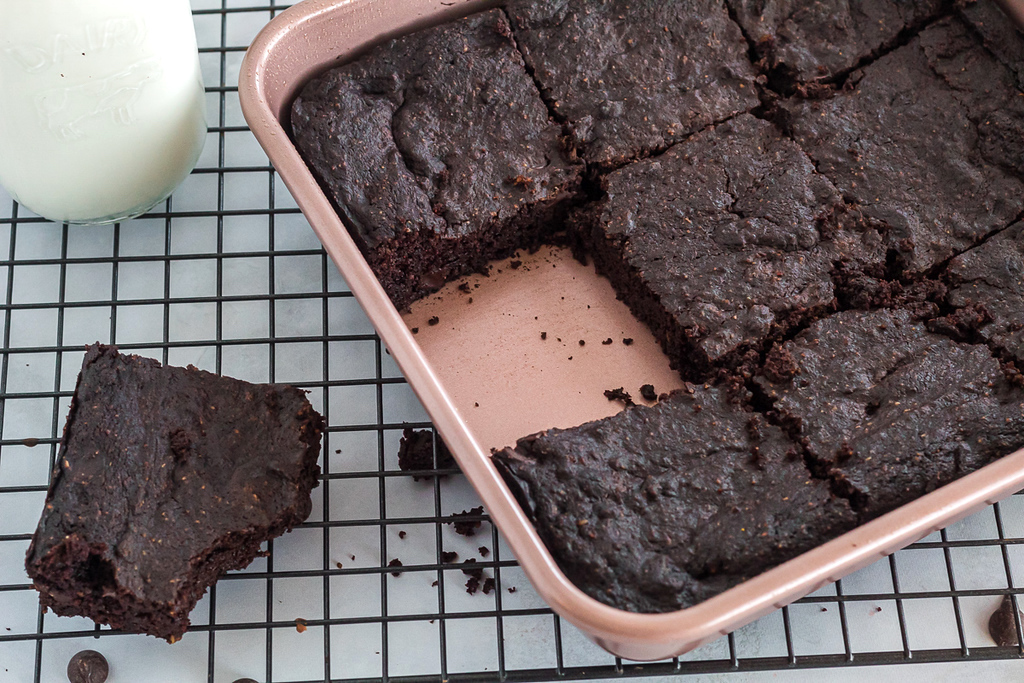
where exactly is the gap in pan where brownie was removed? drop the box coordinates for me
[403,245,684,451]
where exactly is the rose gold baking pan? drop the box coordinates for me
[239,0,1024,661]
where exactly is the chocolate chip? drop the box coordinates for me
[989,594,1022,646]
[67,650,108,683]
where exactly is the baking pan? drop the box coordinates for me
[239,0,1024,661]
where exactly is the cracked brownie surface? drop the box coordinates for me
[728,0,946,86]
[494,385,856,613]
[290,0,1024,614]
[960,0,1024,89]
[505,0,759,168]
[291,9,581,309]
[756,309,1024,520]
[25,345,324,641]
[947,222,1024,365]
[782,18,1024,275]
[576,113,884,376]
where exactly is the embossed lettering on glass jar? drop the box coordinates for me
[0,0,207,224]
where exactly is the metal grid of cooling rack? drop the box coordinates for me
[2,2,1024,682]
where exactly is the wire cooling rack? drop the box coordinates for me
[2,2,1024,682]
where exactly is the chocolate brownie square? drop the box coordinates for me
[756,309,1024,519]
[728,0,945,87]
[782,19,1024,275]
[505,0,759,168]
[946,221,1024,364]
[576,113,883,378]
[494,385,856,613]
[25,345,323,641]
[291,9,581,309]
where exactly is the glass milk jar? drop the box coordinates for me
[0,0,207,224]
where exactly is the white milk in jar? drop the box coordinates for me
[0,0,207,224]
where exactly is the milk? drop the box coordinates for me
[0,0,207,224]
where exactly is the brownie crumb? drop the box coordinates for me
[601,338,613,345]
[411,327,419,334]
[397,427,455,480]
[295,618,308,633]
[763,345,799,383]
[458,283,471,293]
[604,387,634,406]
[639,384,657,401]
[483,577,496,594]
[927,303,992,343]
[1003,361,1024,388]
[428,316,440,326]
[461,558,484,579]
[350,554,356,561]
[622,338,634,345]
[466,576,481,594]
[335,562,343,569]
[989,595,1022,647]
[508,586,517,594]
[398,531,407,539]
[388,559,404,577]
[431,580,439,587]
[21,437,39,448]
[541,332,547,340]
[441,551,459,563]
[478,546,490,557]
[450,506,484,536]
[510,260,522,269]
[578,339,586,346]
[67,650,108,683]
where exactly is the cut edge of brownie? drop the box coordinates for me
[25,345,324,642]
[362,177,582,310]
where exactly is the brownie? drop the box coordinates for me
[755,309,1024,519]
[494,385,856,613]
[291,9,581,309]
[728,0,946,88]
[946,222,1024,364]
[918,17,1024,184]
[25,345,324,641]
[504,0,759,168]
[396,427,456,480]
[576,113,884,377]
[960,0,1024,89]
[782,19,1024,275]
